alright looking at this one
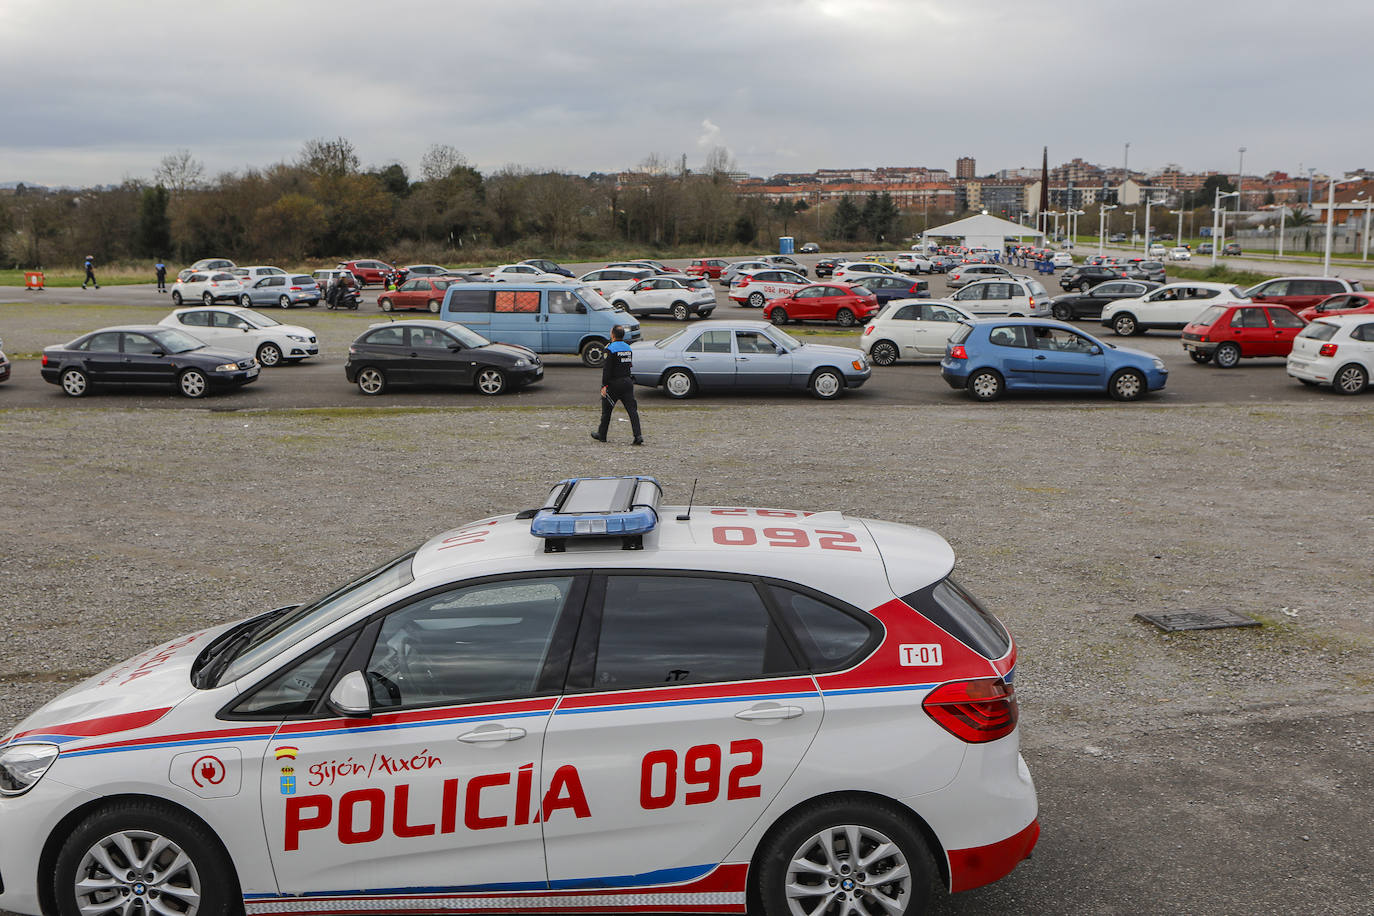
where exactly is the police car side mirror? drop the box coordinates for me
[327,671,372,718]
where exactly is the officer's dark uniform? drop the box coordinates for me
[594,341,642,443]
[82,257,99,290]
[155,262,167,292]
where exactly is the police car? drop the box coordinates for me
[0,477,1037,916]
[729,269,811,308]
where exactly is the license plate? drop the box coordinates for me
[247,368,259,378]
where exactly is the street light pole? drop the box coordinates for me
[1323,178,1360,276]
[1098,204,1117,255]
[1364,196,1372,262]
[1144,195,1162,255]
[1237,146,1246,215]
[1212,189,1239,266]
[1170,209,1184,246]
[1278,206,1286,259]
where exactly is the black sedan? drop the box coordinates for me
[1124,260,1167,283]
[40,325,258,398]
[345,320,542,396]
[852,275,931,304]
[927,255,960,273]
[0,334,10,383]
[1048,280,1162,321]
[814,258,841,278]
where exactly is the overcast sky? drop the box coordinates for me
[2,0,1369,187]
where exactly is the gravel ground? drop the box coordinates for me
[1,400,1371,913]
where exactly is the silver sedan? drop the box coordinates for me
[630,320,871,400]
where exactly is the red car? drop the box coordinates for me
[339,259,396,288]
[1243,276,1359,313]
[763,283,878,327]
[1297,292,1374,323]
[1181,302,1307,368]
[685,258,729,279]
[378,276,461,312]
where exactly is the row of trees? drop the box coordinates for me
[0,140,933,270]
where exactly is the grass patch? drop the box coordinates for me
[1165,264,1272,287]
[0,268,152,288]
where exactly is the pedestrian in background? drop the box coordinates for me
[590,325,643,446]
[81,255,99,290]
[155,259,167,293]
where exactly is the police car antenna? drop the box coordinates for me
[676,478,698,521]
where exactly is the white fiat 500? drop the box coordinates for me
[0,477,1037,916]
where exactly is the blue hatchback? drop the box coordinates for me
[940,318,1167,401]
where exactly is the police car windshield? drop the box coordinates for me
[575,287,614,311]
[215,551,416,686]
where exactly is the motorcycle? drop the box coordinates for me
[326,285,361,310]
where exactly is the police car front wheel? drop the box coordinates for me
[54,799,239,916]
[756,797,937,916]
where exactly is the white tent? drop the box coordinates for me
[920,213,1044,252]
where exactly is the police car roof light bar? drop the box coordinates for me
[530,476,662,553]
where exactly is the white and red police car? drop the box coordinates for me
[729,269,811,308]
[0,477,1037,916]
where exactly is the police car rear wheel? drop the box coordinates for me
[757,798,936,916]
[749,292,766,308]
[55,800,237,916]
[663,368,696,398]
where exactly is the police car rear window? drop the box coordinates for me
[768,586,875,668]
[901,578,1010,660]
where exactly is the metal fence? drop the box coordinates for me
[1234,227,1368,255]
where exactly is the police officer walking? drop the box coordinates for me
[155,259,167,293]
[82,255,99,290]
[591,325,643,446]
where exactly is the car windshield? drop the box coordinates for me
[575,287,614,311]
[149,328,206,353]
[244,310,279,327]
[1192,305,1227,327]
[1230,286,1248,299]
[216,551,416,685]
[447,324,491,347]
[656,329,689,349]
[767,328,800,351]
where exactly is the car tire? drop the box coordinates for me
[1189,350,1212,364]
[835,308,856,327]
[748,292,766,308]
[1335,363,1368,395]
[356,366,386,395]
[1112,313,1139,337]
[202,292,213,305]
[53,799,239,916]
[671,302,690,321]
[240,294,253,308]
[968,368,1004,401]
[697,309,713,319]
[663,368,696,399]
[171,291,183,306]
[754,796,937,916]
[1214,342,1242,368]
[809,368,844,400]
[60,368,89,397]
[580,339,607,368]
[178,368,209,398]
[869,340,899,366]
[428,299,440,314]
[475,367,507,395]
[769,307,789,325]
[1109,368,1147,401]
[1051,303,1073,321]
[279,295,291,309]
[256,342,283,368]
[379,298,393,312]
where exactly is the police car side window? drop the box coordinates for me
[590,576,798,689]
[229,639,351,718]
[768,586,875,669]
[366,577,576,710]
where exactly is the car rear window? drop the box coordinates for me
[901,578,1010,660]
[291,276,314,285]
[1299,322,1339,341]
[211,273,235,281]
[948,323,973,344]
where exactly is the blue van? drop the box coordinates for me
[440,283,641,367]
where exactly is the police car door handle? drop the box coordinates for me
[735,703,804,721]
[457,725,527,743]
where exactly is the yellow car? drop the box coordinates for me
[858,254,898,269]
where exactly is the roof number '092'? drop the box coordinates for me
[711,526,861,552]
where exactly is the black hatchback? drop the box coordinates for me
[345,319,542,396]
[40,325,258,398]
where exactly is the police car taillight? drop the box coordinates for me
[530,476,662,552]
[923,678,1018,743]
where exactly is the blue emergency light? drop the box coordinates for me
[530,476,662,552]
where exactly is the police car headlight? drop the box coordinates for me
[1153,358,1165,370]
[0,743,59,796]
[287,334,308,342]
[214,363,239,372]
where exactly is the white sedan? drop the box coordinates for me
[860,299,977,365]
[1287,314,1374,394]
[1051,252,1073,268]
[488,264,565,283]
[608,276,716,320]
[1169,247,1193,261]
[832,262,899,283]
[158,305,319,366]
[728,268,810,307]
[171,271,244,306]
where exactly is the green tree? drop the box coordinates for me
[1197,174,1236,206]
[831,196,861,240]
[251,193,325,261]
[861,192,898,242]
[135,185,171,257]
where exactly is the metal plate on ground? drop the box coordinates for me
[1135,609,1261,632]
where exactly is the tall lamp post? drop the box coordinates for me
[1211,189,1239,266]
[1066,208,1084,249]
[1237,146,1246,215]
[1143,194,1164,255]
[1169,209,1185,247]
[1098,204,1117,254]
[1323,177,1362,276]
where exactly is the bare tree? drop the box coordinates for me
[420,144,469,183]
[298,137,360,179]
[155,150,205,195]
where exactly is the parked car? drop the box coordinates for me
[379,276,463,313]
[338,259,395,287]
[608,276,716,320]
[949,277,1051,318]
[1099,282,1250,336]
[1169,247,1192,261]
[851,274,931,304]
[393,264,462,285]
[1297,292,1374,323]
[729,269,811,307]
[893,253,933,274]
[763,283,879,327]
[159,306,319,366]
[1180,302,1307,367]
[761,254,808,276]
[684,258,730,280]
[1242,277,1362,314]
[1051,251,1074,268]
[946,264,1013,289]
[799,241,820,252]
[630,320,870,399]
[720,260,776,286]
[577,266,656,299]
[1060,264,1128,292]
[346,320,542,395]
[941,318,1167,402]
[1222,243,1242,256]
[928,254,960,273]
[235,274,321,309]
[441,282,639,367]
[1124,260,1167,284]
[519,258,575,277]
[1148,244,1168,259]
[0,335,9,383]
[40,325,258,398]
[860,300,977,365]
[229,266,287,288]
[1286,315,1374,394]
[814,258,841,278]
[170,271,244,306]
[1049,280,1161,321]
[178,258,236,282]
[1197,242,1214,255]
[1108,233,1127,243]
[311,268,357,291]
[833,262,900,283]
[488,263,565,283]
